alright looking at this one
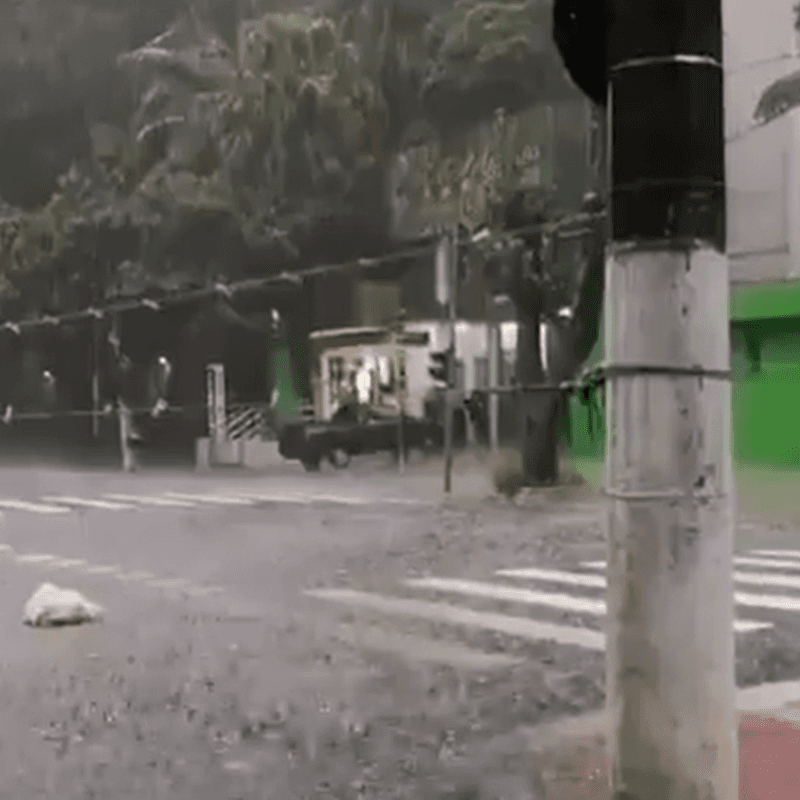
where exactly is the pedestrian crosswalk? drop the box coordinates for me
[305,548,800,672]
[0,489,431,516]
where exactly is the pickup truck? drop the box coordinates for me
[278,407,443,471]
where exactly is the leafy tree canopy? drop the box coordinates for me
[0,0,583,316]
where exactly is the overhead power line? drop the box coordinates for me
[0,211,607,334]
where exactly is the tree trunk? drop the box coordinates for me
[515,107,607,486]
[517,304,561,485]
[516,206,606,486]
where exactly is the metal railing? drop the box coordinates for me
[225,405,270,440]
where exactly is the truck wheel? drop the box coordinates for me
[302,455,321,472]
[328,448,351,469]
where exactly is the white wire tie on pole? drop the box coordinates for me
[141,299,160,311]
[610,54,722,72]
[3,322,19,334]
[87,307,103,319]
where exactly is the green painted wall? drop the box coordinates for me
[732,332,800,467]
[270,344,303,421]
[730,280,800,323]
[563,317,800,468]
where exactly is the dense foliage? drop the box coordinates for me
[0,0,581,316]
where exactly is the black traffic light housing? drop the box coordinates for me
[428,348,453,387]
[552,0,609,107]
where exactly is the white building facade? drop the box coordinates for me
[725,0,800,283]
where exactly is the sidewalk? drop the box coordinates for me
[524,684,800,800]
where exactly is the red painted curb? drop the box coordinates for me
[536,716,800,799]
[740,715,800,800]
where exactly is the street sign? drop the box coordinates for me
[435,235,450,306]
[206,363,226,444]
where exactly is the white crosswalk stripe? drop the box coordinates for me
[0,488,431,517]
[114,570,156,582]
[15,553,56,564]
[51,558,87,569]
[221,491,312,504]
[220,490,430,508]
[497,566,605,588]
[41,496,136,511]
[306,547,800,672]
[162,492,255,506]
[103,494,197,508]
[752,549,800,560]
[506,563,800,614]
[146,577,191,590]
[586,556,800,572]
[306,587,607,650]
[407,576,772,634]
[84,564,121,575]
[407,577,606,615]
[0,499,69,514]
[583,558,800,574]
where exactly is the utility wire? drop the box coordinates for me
[0,211,606,333]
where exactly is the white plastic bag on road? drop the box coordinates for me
[23,582,104,627]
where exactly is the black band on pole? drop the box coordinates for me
[608,0,724,250]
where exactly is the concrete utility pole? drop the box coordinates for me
[443,227,457,494]
[393,319,407,474]
[487,318,501,451]
[434,229,458,492]
[437,228,458,494]
[604,2,736,800]
[91,318,101,439]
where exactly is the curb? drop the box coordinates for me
[522,682,800,800]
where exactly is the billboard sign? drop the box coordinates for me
[390,105,554,240]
